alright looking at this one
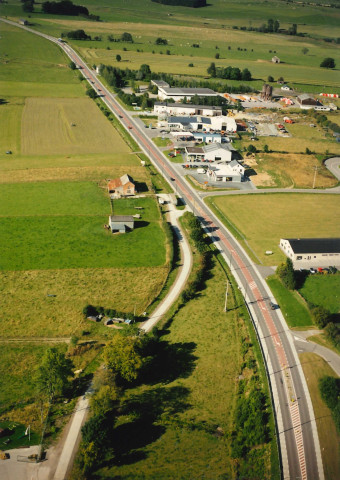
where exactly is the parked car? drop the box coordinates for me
[309,267,316,274]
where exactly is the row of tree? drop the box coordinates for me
[151,0,206,6]
[207,63,252,81]
[319,376,340,433]
[42,1,89,16]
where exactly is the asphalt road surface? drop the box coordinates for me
[1,19,327,480]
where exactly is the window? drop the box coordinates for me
[297,256,302,260]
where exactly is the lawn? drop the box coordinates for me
[21,97,130,156]
[299,275,340,314]
[299,353,340,480]
[0,420,40,450]
[0,181,109,216]
[205,194,340,266]
[0,266,169,338]
[267,276,313,328]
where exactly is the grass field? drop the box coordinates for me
[94,254,276,478]
[299,275,340,314]
[299,353,340,480]
[0,266,168,338]
[249,153,338,189]
[21,97,129,156]
[205,194,340,266]
[267,276,313,328]
[0,343,67,408]
[0,99,23,154]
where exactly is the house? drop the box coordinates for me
[281,85,291,91]
[107,174,136,198]
[19,19,28,25]
[157,86,218,102]
[296,94,320,109]
[154,102,222,117]
[272,56,280,63]
[109,215,134,233]
[165,115,236,133]
[279,238,340,268]
[207,163,243,182]
[185,146,206,161]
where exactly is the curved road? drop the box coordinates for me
[1,18,327,480]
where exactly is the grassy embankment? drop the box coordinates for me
[299,353,340,480]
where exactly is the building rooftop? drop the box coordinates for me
[109,215,134,222]
[155,102,222,110]
[203,143,235,153]
[160,87,217,96]
[283,238,340,254]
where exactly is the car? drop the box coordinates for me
[309,267,316,274]
[270,302,276,310]
[128,126,133,129]
[119,115,123,118]
[170,177,175,181]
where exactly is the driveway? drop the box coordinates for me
[325,157,340,181]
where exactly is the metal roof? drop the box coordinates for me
[284,238,340,254]
[109,215,134,222]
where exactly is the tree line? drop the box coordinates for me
[207,62,252,81]
[42,1,89,16]
[151,0,206,6]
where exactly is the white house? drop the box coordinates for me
[154,102,222,117]
[203,143,236,162]
[279,238,340,268]
[157,86,218,102]
[165,115,237,133]
[281,85,291,91]
[207,163,243,182]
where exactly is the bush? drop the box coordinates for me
[320,57,335,69]
[311,305,331,328]
[319,376,340,410]
[276,258,296,290]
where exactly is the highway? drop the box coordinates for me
[1,18,325,480]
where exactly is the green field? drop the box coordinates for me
[206,194,340,266]
[267,276,313,328]
[299,275,340,314]
[300,353,340,480]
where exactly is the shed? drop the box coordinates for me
[272,56,280,63]
[19,19,28,25]
[109,215,134,233]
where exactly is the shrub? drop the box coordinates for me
[276,258,296,290]
[319,376,340,410]
[320,57,335,69]
[311,306,331,328]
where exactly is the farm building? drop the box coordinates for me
[107,174,136,198]
[296,94,320,109]
[279,238,340,269]
[154,102,222,117]
[207,162,244,182]
[193,132,223,143]
[157,86,218,102]
[185,143,236,162]
[272,56,280,63]
[165,115,237,133]
[109,215,134,233]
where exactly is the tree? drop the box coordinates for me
[276,258,296,290]
[215,53,220,59]
[69,61,76,70]
[319,376,340,410]
[36,348,74,401]
[247,144,257,154]
[267,75,274,82]
[241,68,252,81]
[22,1,34,12]
[263,144,269,153]
[116,54,121,62]
[86,87,97,99]
[121,32,133,42]
[278,76,284,83]
[267,18,274,33]
[207,62,216,77]
[302,47,309,55]
[320,57,335,69]
[137,63,151,80]
[273,20,280,32]
[104,335,143,382]
[90,385,117,416]
[155,37,168,45]
[311,306,330,328]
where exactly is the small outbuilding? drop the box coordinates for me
[108,174,136,198]
[272,56,280,63]
[19,19,28,25]
[296,94,320,109]
[109,215,134,233]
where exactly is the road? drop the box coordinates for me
[0,18,327,480]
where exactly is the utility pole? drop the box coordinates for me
[312,165,319,189]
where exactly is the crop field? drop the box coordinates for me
[299,353,340,480]
[0,266,168,338]
[0,99,23,154]
[206,194,340,266]
[21,97,129,156]
[248,153,338,189]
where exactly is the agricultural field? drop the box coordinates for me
[299,353,340,480]
[205,194,340,266]
[0,267,168,338]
